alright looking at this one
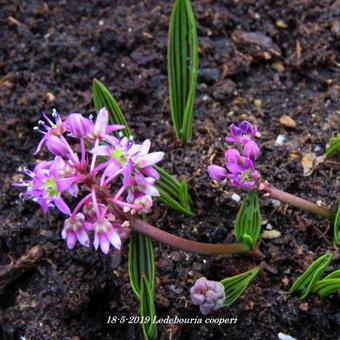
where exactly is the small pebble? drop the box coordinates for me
[262,230,281,239]
[280,115,296,128]
[275,134,287,146]
[271,199,281,208]
[276,20,288,28]
[278,333,296,340]
[202,94,209,101]
[254,99,262,108]
[231,193,241,202]
[266,223,273,230]
[314,145,322,153]
[271,61,285,73]
[169,284,182,294]
[46,92,55,102]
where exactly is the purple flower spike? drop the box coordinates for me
[190,277,226,315]
[208,165,227,182]
[208,120,261,190]
[15,107,164,254]
[243,140,260,161]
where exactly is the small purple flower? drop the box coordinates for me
[91,138,164,179]
[88,107,125,143]
[134,173,160,197]
[15,157,79,215]
[93,218,122,254]
[225,149,260,189]
[228,159,260,190]
[225,120,257,145]
[133,194,153,214]
[190,277,226,315]
[208,165,228,182]
[34,109,66,154]
[62,213,91,249]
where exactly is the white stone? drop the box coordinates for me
[262,230,281,239]
[275,134,287,146]
[278,333,297,340]
[231,193,241,202]
[266,223,273,230]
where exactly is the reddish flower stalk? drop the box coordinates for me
[259,182,336,223]
[125,214,264,258]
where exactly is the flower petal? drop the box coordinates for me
[243,140,260,160]
[140,139,151,155]
[76,228,90,247]
[226,162,244,174]
[208,165,227,181]
[140,166,160,179]
[137,152,164,168]
[94,232,99,249]
[94,107,108,136]
[99,233,110,254]
[106,124,125,134]
[66,230,77,249]
[90,145,111,157]
[106,227,122,250]
[54,196,71,215]
[225,148,241,163]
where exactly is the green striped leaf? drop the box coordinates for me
[290,254,333,299]
[234,191,261,249]
[320,269,340,280]
[326,135,340,157]
[92,80,193,216]
[334,203,340,245]
[128,231,155,300]
[92,79,131,137]
[312,278,340,298]
[158,188,193,216]
[168,0,198,141]
[140,275,157,340]
[221,267,260,306]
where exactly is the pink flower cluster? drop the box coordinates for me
[15,108,164,254]
[208,121,260,190]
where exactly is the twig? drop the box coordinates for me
[0,245,43,294]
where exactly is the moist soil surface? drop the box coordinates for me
[0,1,339,339]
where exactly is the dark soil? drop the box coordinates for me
[1,0,339,339]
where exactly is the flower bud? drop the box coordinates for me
[208,165,227,182]
[46,136,69,156]
[190,277,226,315]
[65,113,92,137]
[243,140,260,160]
